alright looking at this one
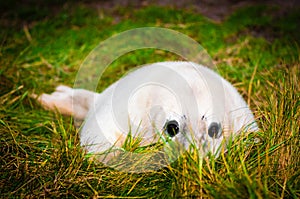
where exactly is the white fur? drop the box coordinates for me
[36,61,258,159]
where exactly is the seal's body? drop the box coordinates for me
[37,61,258,158]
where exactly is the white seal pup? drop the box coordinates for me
[36,61,258,162]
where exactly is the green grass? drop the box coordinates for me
[1,2,299,198]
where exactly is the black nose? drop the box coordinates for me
[165,120,179,137]
[208,122,222,138]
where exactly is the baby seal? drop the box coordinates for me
[36,61,258,165]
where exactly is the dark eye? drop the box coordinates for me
[165,120,179,137]
[208,122,222,138]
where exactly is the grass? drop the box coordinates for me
[1,1,300,198]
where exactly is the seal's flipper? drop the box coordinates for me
[34,85,96,120]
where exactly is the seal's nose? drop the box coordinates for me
[208,122,222,138]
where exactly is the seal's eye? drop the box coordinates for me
[208,122,222,138]
[165,120,179,137]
